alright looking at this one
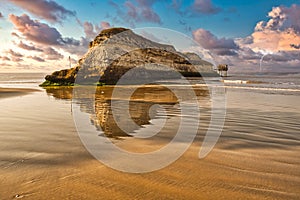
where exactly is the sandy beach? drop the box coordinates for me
[1,0,300,198]
[0,88,40,99]
[0,86,299,200]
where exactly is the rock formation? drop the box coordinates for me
[41,27,216,86]
[217,64,229,77]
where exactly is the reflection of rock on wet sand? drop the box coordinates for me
[89,86,180,138]
[44,85,209,138]
[45,86,73,100]
[91,100,168,137]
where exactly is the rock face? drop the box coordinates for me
[43,66,79,85]
[42,27,215,86]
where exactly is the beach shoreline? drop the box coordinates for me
[0,83,299,199]
[0,88,40,99]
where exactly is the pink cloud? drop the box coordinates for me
[0,56,11,61]
[125,1,138,20]
[18,41,43,52]
[8,0,76,23]
[247,4,300,52]
[8,14,85,56]
[192,0,221,15]
[216,4,300,72]
[11,57,23,62]
[110,0,161,26]
[82,21,112,40]
[11,32,20,38]
[9,14,63,45]
[8,49,23,58]
[192,29,238,56]
[83,21,97,39]
[141,7,161,23]
[0,63,12,67]
[101,21,111,30]
[43,47,64,60]
[28,56,45,62]
[192,20,300,73]
[250,29,300,52]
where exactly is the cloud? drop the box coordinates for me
[9,14,87,56]
[128,0,161,23]
[136,0,161,23]
[8,0,76,23]
[238,47,260,60]
[193,29,238,50]
[213,49,237,56]
[83,21,97,39]
[64,38,90,56]
[101,21,111,30]
[8,49,23,58]
[192,29,239,56]
[192,17,300,73]
[249,28,300,52]
[18,41,43,52]
[43,47,64,60]
[11,57,23,62]
[110,0,161,26]
[255,4,300,33]
[192,0,221,15]
[249,4,300,52]
[0,63,12,67]
[11,32,20,38]
[82,21,112,40]
[0,56,11,61]
[212,4,300,73]
[28,56,45,62]
[9,14,64,45]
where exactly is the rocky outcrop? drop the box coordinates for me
[41,66,79,86]
[88,27,129,48]
[41,27,216,86]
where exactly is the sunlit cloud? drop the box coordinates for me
[80,20,112,40]
[43,47,64,60]
[248,4,300,53]
[9,14,89,58]
[8,0,76,23]
[18,41,43,52]
[9,14,65,45]
[192,28,239,56]
[0,56,11,61]
[28,55,45,62]
[8,49,24,58]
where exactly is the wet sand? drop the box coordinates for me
[0,88,40,99]
[0,88,299,199]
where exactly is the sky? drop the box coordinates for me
[0,0,299,73]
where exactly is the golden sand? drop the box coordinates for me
[0,88,299,199]
[0,88,40,99]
